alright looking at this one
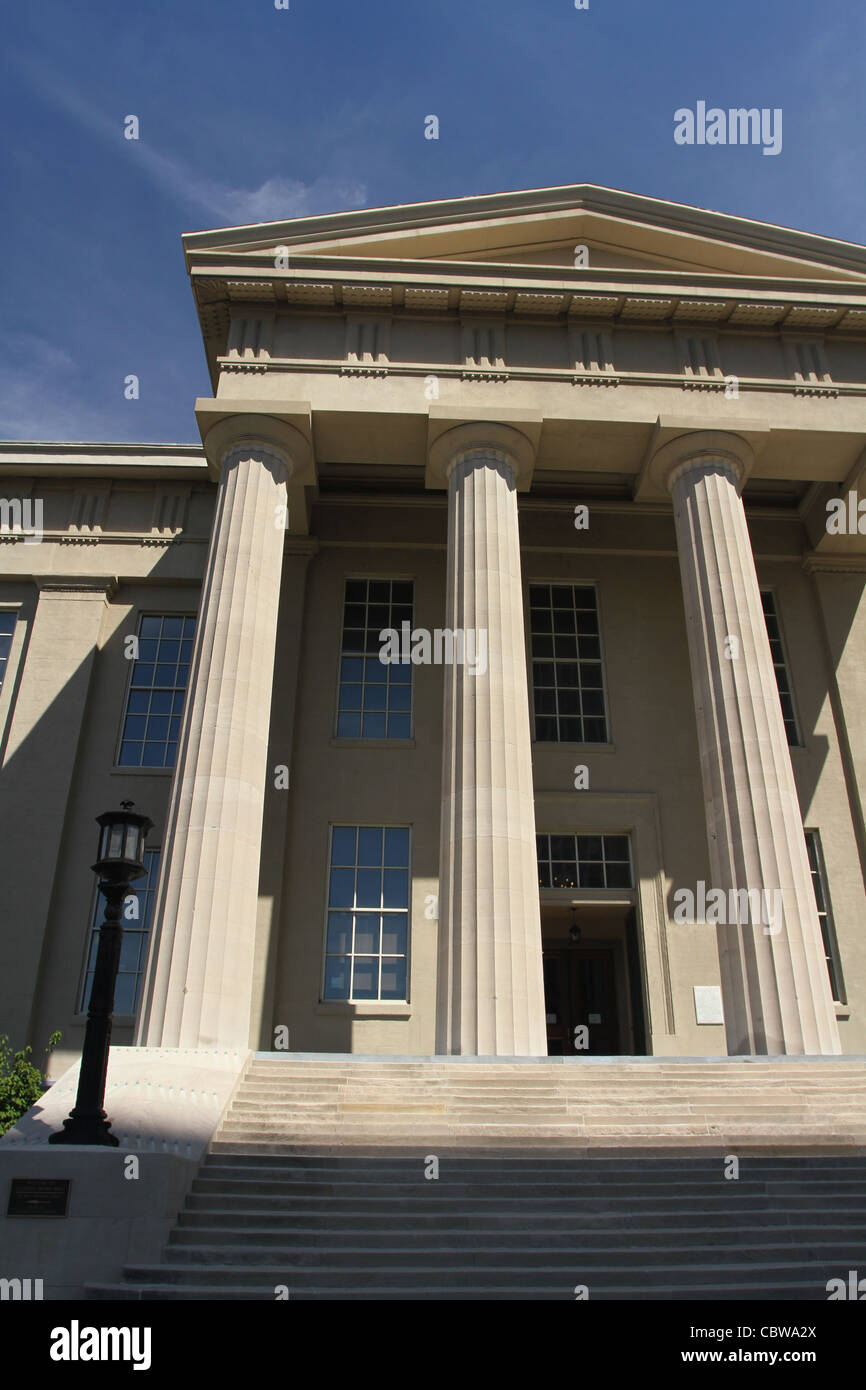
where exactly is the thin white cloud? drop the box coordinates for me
[14,51,366,228]
[212,175,367,226]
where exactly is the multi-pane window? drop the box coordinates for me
[323,826,410,1001]
[761,591,799,746]
[79,847,161,1017]
[529,584,608,742]
[0,612,15,694]
[805,831,845,1003]
[117,615,195,767]
[336,579,413,739]
[537,834,633,890]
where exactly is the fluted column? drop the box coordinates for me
[137,425,307,1049]
[660,434,840,1055]
[433,430,546,1055]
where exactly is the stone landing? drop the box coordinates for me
[213,1054,866,1152]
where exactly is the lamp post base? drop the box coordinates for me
[49,1110,119,1147]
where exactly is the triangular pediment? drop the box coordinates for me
[184,184,866,286]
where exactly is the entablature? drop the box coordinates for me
[192,258,866,342]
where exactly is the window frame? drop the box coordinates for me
[525,578,612,745]
[113,611,197,770]
[804,829,846,1005]
[0,604,25,748]
[320,822,413,1003]
[536,831,635,893]
[760,587,802,748]
[332,575,416,742]
[0,607,18,697]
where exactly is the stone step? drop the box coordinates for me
[212,1128,866,1144]
[245,1060,866,1070]
[168,1223,866,1251]
[182,1191,866,1215]
[82,1279,836,1301]
[218,1113,864,1128]
[196,1154,866,1177]
[237,1084,866,1100]
[208,1135,866,1155]
[173,1206,866,1239]
[114,1259,854,1288]
[240,1080,866,1093]
[220,1111,857,1129]
[194,1169,866,1191]
[226,1096,860,1111]
[199,1152,866,1170]
[188,1176,866,1198]
[241,1068,866,1079]
[244,1068,866,1075]
[160,1239,866,1268]
[235,1073,866,1086]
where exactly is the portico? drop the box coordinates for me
[4,184,866,1081]
[134,401,844,1059]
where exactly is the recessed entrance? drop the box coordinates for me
[541,904,647,1056]
[543,947,618,1055]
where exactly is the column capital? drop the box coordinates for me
[194,399,316,486]
[635,417,770,501]
[426,409,541,492]
[649,429,758,498]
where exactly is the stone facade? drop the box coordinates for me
[2,184,866,1073]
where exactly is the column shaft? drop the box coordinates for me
[671,458,840,1055]
[137,445,289,1049]
[436,449,547,1055]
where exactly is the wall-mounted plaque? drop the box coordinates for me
[7,1178,70,1217]
[694,985,725,1026]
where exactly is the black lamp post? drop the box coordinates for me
[50,801,153,1146]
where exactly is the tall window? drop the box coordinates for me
[323,826,410,1001]
[761,591,799,746]
[805,830,845,1003]
[537,834,633,889]
[79,847,161,1017]
[529,584,608,742]
[0,612,15,695]
[117,614,196,767]
[336,579,413,739]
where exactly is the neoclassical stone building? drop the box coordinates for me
[2,183,866,1076]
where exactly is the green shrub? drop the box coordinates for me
[0,1030,62,1137]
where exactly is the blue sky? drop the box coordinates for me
[2,0,864,443]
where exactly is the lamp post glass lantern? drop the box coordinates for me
[50,801,153,1146]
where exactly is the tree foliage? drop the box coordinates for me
[0,1031,61,1137]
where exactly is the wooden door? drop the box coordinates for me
[543,947,620,1055]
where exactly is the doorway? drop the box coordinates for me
[543,947,619,1055]
[541,904,647,1056]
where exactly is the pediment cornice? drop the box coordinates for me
[182,183,866,279]
[190,259,866,340]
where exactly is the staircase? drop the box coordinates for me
[87,1056,866,1301]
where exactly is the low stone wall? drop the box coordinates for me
[0,1046,250,1299]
